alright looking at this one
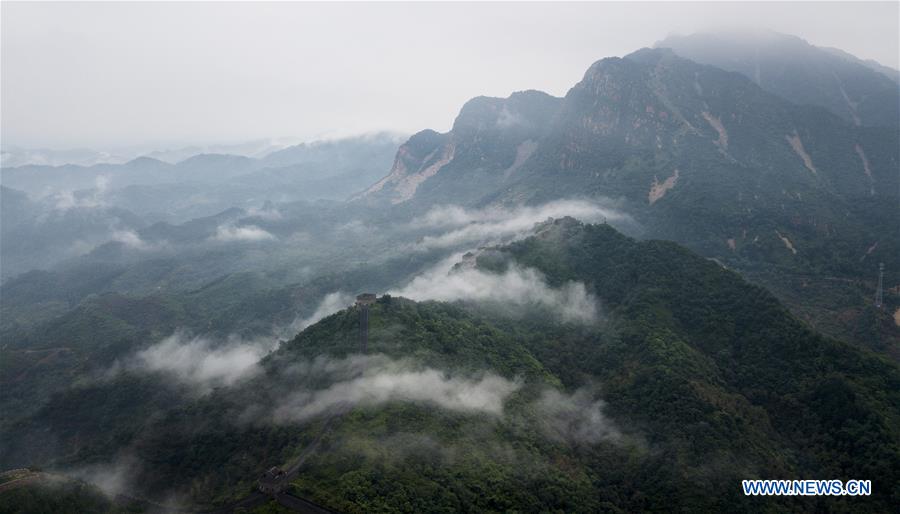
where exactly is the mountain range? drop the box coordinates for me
[1,30,898,513]
[0,133,404,219]
[3,219,899,513]
[0,138,305,168]
[358,34,899,356]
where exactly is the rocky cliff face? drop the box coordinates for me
[360,90,561,204]
[362,129,453,203]
[532,48,886,195]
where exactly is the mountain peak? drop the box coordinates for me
[623,47,678,65]
[656,30,900,127]
[656,29,807,49]
[452,96,506,131]
[175,153,253,166]
[125,156,168,167]
[452,90,561,133]
[361,90,561,204]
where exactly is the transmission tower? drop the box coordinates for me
[875,263,884,309]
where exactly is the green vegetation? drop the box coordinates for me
[4,220,897,512]
[0,474,141,514]
[486,219,900,509]
[2,29,898,514]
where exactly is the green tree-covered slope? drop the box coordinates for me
[4,220,898,512]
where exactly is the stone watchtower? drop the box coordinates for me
[356,293,377,353]
[258,466,286,494]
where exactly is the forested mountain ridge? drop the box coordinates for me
[477,218,900,511]
[3,219,898,512]
[360,46,900,356]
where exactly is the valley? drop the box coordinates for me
[1,15,898,514]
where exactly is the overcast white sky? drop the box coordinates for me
[2,1,898,150]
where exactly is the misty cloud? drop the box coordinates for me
[65,455,138,499]
[212,223,276,242]
[536,388,622,445]
[246,204,283,221]
[390,254,599,324]
[117,332,277,391]
[281,291,354,338]
[51,175,110,210]
[496,106,527,129]
[273,354,521,423]
[412,199,629,250]
[110,229,159,251]
[338,219,372,235]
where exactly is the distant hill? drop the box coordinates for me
[656,30,900,127]
[0,134,403,223]
[0,146,130,168]
[0,186,147,280]
[261,131,404,169]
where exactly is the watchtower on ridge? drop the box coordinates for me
[258,467,287,494]
[356,293,376,353]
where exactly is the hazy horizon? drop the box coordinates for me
[2,4,899,512]
[3,1,898,150]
